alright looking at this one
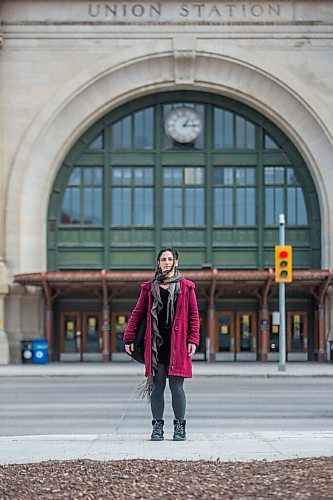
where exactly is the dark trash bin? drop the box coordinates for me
[32,338,48,364]
[21,340,34,364]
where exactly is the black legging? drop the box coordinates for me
[151,363,186,420]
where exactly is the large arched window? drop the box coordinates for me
[48,92,320,270]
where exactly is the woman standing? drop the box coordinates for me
[124,248,200,441]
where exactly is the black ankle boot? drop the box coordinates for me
[151,419,164,441]
[173,419,186,441]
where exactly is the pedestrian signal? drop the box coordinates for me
[275,245,292,283]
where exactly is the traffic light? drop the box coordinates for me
[275,245,292,283]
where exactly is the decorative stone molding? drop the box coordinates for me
[5,47,333,272]
[173,37,196,84]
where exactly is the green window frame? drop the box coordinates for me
[264,166,308,225]
[61,167,103,225]
[48,91,321,271]
[163,166,205,226]
[111,167,154,226]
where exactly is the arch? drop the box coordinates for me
[6,45,333,274]
[48,91,320,272]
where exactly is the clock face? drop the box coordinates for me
[164,107,202,144]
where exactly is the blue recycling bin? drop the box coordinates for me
[32,338,48,364]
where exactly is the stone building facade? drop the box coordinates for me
[0,1,333,363]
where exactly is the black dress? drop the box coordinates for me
[157,286,175,365]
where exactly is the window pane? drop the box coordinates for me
[163,168,182,186]
[264,134,279,149]
[93,188,103,224]
[265,188,275,225]
[214,188,233,225]
[266,187,284,225]
[235,116,246,149]
[83,168,92,185]
[134,167,153,186]
[246,168,255,185]
[215,167,234,186]
[134,108,153,149]
[112,188,131,225]
[287,187,296,224]
[274,167,284,184]
[287,168,298,185]
[184,167,204,185]
[236,188,246,225]
[111,121,122,149]
[245,120,255,149]
[236,168,245,185]
[69,187,80,224]
[111,116,132,149]
[112,167,131,186]
[83,187,93,223]
[236,187,255,225]
[94,168,103,185]
[224,168,233,185]
[122,116,132,149]
[214,109,234,149]
[265,166,284,185]
[83,187,103,224]
[88,134,103,150]
[275,188,284,221]
[287,187,308,225]
[68,168,80,185]
[297,188,307,224]
[264,167,275,185]
[134,188,153,225]
[163,188,182,225]
[61,189,71,224]
[185,188,204,225]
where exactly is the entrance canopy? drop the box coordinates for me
[14,269,333,303]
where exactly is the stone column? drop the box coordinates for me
[101,270,110,362]
[208,304,216,363]
[317,304,326,362]
[45,303,54,361]
[102,305,110,362]
[258,305,270,362]
[0,287,10,364]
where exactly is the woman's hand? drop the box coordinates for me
[187,343,196,357]
[125,343,134,355]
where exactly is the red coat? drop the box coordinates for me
[124,279,200,378]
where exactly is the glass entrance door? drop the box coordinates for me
[287,312,308,360]
[60,311,103,360]
[216,311,257,361]
[111,312,129,357]
[268,311,308,360]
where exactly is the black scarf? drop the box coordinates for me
[138,270,184,400]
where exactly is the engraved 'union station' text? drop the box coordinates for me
[88,3,282,21]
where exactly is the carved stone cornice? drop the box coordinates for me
[173,36,196,84]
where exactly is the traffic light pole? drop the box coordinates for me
[278,214,286,372]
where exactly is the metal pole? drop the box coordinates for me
[278,214,286,371]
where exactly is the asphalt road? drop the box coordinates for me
[0,376,332,436]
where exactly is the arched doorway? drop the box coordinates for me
[46,91,321,361]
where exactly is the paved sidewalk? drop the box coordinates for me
[1,362,332,465]
[0,361,332,377]
[1,431,332,465]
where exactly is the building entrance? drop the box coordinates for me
[215,311,257,361]
[60,311,103,360]
[268,311,308,361]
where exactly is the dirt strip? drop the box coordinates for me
[1,457,332,499]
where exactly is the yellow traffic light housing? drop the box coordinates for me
[275,245,292,283]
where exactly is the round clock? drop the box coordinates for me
[164,107,202,144]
